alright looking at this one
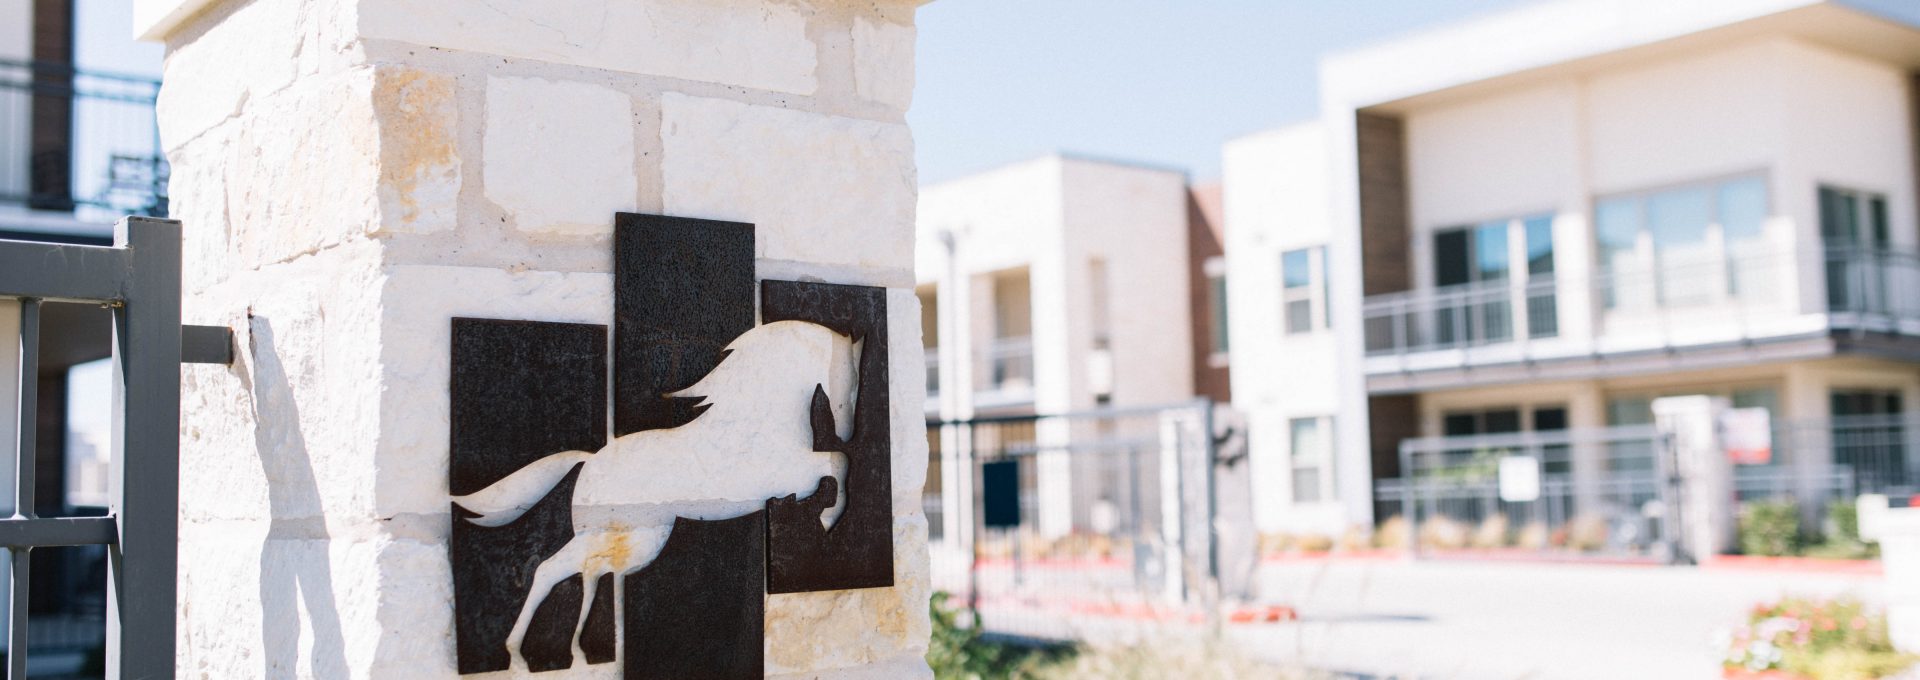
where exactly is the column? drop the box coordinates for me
[143,0,931,676]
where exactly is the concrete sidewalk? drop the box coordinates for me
[1232,558,1886,680]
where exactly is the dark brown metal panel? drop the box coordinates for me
[448,318,607,496]
[451,464,583,674]
[521,573,584,672]
[623,513,766,680]
[30,0,75,212]
[1357,111,1412,297]
[760,280,894,593]
[613,212,755,436]
[579,573,616,665]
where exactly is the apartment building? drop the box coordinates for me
[1224,123,1347,535]
[917,154,1203,544]
[1229,0,1920,543]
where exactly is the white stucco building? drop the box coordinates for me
[916,155,1198,543]
[1229,0,1920,540]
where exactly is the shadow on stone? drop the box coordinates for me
[247,316,351,680]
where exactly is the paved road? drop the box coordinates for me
[1232,559,1886,680]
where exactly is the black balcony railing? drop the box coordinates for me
[0,58,167,223]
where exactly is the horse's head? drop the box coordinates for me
[667,319,857,436]
[571,320,853,524]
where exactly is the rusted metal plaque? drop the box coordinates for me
[448,318,607,496]
[760,280,894,593]
[623,512,767,680]
[450,464,583,674]
[613,212,755,435]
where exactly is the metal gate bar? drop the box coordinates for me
[0,217,181,679]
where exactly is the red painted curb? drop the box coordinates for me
[1703,555,1883,576]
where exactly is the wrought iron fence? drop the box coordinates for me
[1377,418,1908,561]
[0,219,183,678]
[1379,426,1674,559]
[0,59,167,223]
[924,401,1248,641]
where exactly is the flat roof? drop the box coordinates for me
[1321,0,1920,113]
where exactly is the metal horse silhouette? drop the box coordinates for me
[446,214,893,678]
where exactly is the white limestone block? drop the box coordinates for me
[484,76,638,236]
[155,0,300,150]
[853,16,916,112]
[219,68,378,268]
[661,94,916,271]
[169,129,233,296]
[766,514,932,676]
[175,524,270,680]
[373,69,462,235]
[374,264,614,518]
[887,288,930,517]
[358,0,817,95]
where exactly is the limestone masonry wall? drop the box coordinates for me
[155,1,929,677]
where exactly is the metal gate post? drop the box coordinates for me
[108,217,181,678]
[1200,398,1221,631]
[1401,439,1418,560]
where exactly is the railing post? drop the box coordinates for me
[1392,301,1407,354]
[9,298,38,680]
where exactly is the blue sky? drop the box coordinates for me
[909,0,1546,186]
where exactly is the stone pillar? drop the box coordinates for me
[1654,395,1733,561]
[143,0,930,677]
[1566,381,1606,520]
[1861,499,1920,652]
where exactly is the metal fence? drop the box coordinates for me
[0,219,183,678]
[1378,426,1674,559]
[925,401,1251,641]
[1376,418,1909,561]
[0,59,167,222]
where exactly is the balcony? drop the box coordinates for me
[1361,248,1920,388]
[975,336,1034,407]
[0,58,167,239]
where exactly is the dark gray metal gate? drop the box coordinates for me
[0,217,223,679]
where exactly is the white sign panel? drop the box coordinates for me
[1721,407,1773,465]
[1499,455,1541,503]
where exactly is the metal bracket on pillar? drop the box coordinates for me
[180,325,233,365]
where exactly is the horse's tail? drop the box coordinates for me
[451,450,594,527]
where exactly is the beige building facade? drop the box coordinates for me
[1229,0,1920,540]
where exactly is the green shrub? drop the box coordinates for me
[1827,500,1861,544]
[927,592,1072,680]
[1740,499,1803,557]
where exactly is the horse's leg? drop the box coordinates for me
[572,566,601,661]
[506,533,590,669]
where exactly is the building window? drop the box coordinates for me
[1831,388,1907,491]
[1282,246,1328,335]
[1205,256,1229,355]
[1441,408,1521,437]
[1820,185,1891,313]
[1432,221,1506,344]
[1523,216,1556,338]
[1595,175,1770,310]
[1433,214,1560,346]
[1289,416,1334,503]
